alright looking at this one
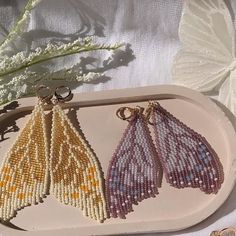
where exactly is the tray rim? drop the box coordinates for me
[0,84,235,235]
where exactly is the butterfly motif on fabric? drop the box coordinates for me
[0,103,49,221]
[149,102,224,194]
[106,109,162,219]
[172,0,236,115]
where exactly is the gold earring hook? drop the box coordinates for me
[54,86,73,103]
[116,106,144,121]
[36,85,53,104]
[145,101,159,125]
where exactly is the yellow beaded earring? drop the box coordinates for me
[0,85,52,221]
[49,86,107,222]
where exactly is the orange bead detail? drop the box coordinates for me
[91,181,99,187]
[71,192,80,199]
[9,186,17,192]
[2,167,10,174]
[0,181,6,187]
[4,175,11,181]
[17,193,25,200]
[88,166,96,173]
[80,185,88,192]
[87,175,95,181]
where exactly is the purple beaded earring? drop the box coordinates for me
[146,101,224,194]
[106,106,162,219]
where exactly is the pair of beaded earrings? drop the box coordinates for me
[0,86,106,222]
[106,101,224,219]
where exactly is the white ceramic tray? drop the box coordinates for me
[0,85,235,236]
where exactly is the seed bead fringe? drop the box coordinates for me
[0,103,49,221]
[151,102,224,194]
[50,105,107,222]
[106,113,161,219]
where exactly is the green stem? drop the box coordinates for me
[0,0,40,52]
[0,44,121,78]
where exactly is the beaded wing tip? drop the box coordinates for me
[149,102,224,194]
[0,103,49,221]
[50,105,107,222]
[106,107,162,219]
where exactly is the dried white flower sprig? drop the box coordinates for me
[0,0,122,105]
[0,38,121,78]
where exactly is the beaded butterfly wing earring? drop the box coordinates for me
[0,86,51,221]
[146,101,224,194]
[106,106,162,219]
[50,86,107,222]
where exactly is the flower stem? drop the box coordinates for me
[0,44,122,78]
[0,0,41,53]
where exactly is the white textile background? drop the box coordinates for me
[1,0,236,235]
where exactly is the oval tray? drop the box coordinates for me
[0,85,235,236]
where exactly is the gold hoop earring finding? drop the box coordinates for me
[54,86,73,102]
